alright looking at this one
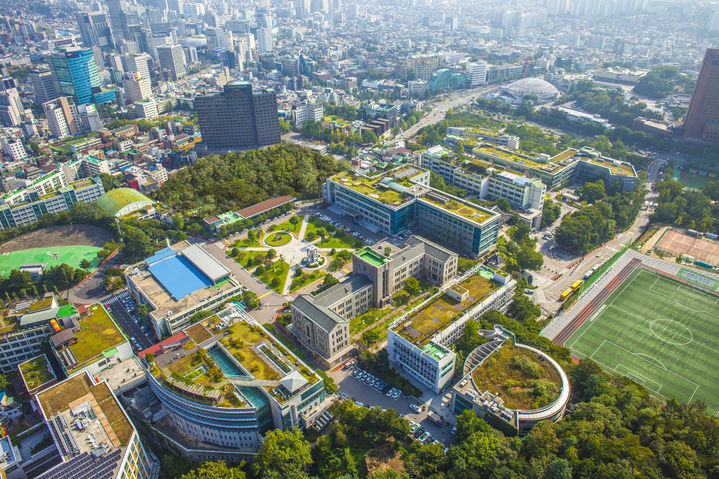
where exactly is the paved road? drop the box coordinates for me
[104,291,155,350]
[329,367,454,446]
[66,259,117,305]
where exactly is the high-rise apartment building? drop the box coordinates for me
[684,48,719,143]
[157,44,186,80]
[195,82,281,149]
[256,27,273,53]
[48,48,116,105]
[0,89,22,127]
[77,12,115,51]
[28,70,59,104]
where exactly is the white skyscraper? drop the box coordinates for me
[468,61,488,87]
[256,27,273,53]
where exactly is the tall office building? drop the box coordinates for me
[256,27,273,53]
[106,0,128,41]
[122,72,152,104]
[28,70,59,104]
[77,12,115,51]
[195,82,281,149]
[157,44,186,80]
[684,48,719,143]
[48,48,116,105]
[43,97,79,138]
[0,89,22,127]
[468,61,488,86]
[77,104,102,132]
[122,53,152,80]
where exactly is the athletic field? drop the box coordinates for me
[566,268,719,415]
[0,246,101,277]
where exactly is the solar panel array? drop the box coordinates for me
[37,448,122,479]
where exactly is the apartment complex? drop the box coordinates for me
[195,82,281,149]
[140,305,327,460]
[388,267,516,393]
[323,166,500,258]
[0,175,104,230]
[125,241,243,337]
[34,372,155,479]
[290,236,457,368]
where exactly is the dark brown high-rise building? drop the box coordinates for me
[195,83,281,149]
[684,48,719,142]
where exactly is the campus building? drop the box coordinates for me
[195,82,281,149]
[139,305,328,462]
[34,372,156,479]
[289,236,457,369]
[387,267,516,393]
[422,145,546,229]
[125,241,243,337]
[452,338,570,435]
[323,166,500,258]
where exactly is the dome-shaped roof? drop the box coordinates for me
[96,188,155,217]
[505,78,559,101]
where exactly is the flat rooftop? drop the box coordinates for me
[578,152,636,176]
[18,354,55,391]
[127,243,239,322]
[475,145,573,174]
[330,166,426,206]
[419,193,494,224]
[147,307,319,407]
[35,374,133,478]
[355,247,391,267]
[394,270,500,346]
[64,304,126,373]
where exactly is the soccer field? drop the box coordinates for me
[566,268,719,416]
[0,246,101,278]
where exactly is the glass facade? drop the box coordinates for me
[49,49,115,105]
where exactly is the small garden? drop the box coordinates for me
[255,259,290,293]
[265,232,292,247]
[289,268,325,293]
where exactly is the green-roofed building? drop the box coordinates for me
[96,188,155,217]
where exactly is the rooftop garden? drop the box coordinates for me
[69,304,126,368]
[580,155,636,176]
[420,195,493,223]
[19,355,54,390]
[471,344,562,410]
[476,145,564,173]
[331,171,408,205]
[27,297,54,313]
[395,272,499,346]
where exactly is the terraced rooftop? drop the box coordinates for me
[420,194,493,224]
[330,166,425,206]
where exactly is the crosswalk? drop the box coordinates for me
[258,291,272,300]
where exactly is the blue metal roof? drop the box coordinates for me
[148,255,213,300]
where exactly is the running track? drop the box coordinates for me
[554,259,640,346]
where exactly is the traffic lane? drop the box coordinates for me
[106,301,154,350]
[331,371,453,446]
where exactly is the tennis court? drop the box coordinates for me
[566,268,719,415]
[0,245,101,277]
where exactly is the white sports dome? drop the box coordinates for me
[504,78,559,103]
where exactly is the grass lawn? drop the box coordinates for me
[272,218,303,238]
[265,232,292,247]
[318,232,364,249]
[304,216,334,241]
[289,270,325,293]
[232,250,269,270]
[566,268,719,415]
[232,237,260,248]
[19,356,54,389]
[350,307,392,335]
[257,260,290,293]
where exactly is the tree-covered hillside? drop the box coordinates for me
[152,144,344,213]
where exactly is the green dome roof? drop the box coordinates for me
[96,188,155,217]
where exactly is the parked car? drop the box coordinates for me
[419,432,430,443]
[409,403,421,413]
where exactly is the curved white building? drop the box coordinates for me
[452,339,570,435]
[501,78,560,104]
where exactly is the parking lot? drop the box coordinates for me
[329,365,455,447]
[105,290,156,351]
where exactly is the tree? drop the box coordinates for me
[254,428,312,479]
[579,179,606,203]
[289,215,301,230]
[361,129,379,144]
[180,461,245,479]
[383,246,392,257]
[510,222,531,243]
[0,374,7,391]
[516,243,544,271]
[404,277,421,296]
[79,259,92,270]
